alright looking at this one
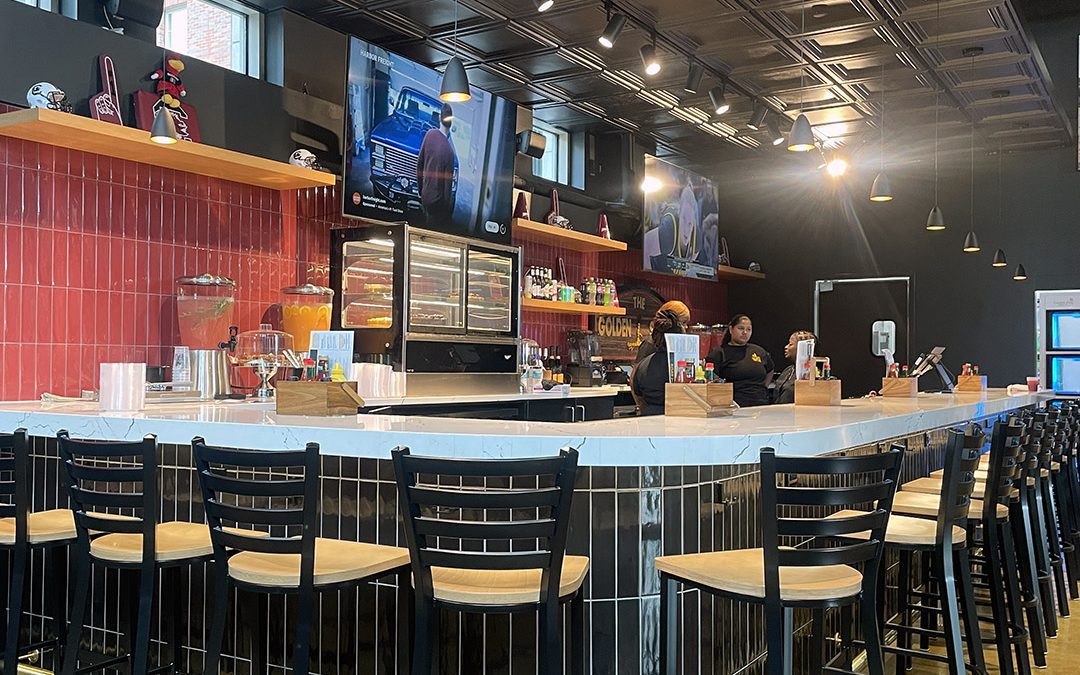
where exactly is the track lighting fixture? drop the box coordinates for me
[767,115,785,146]
[598,12,627,48]
[684,62,704,94]
[534,0,554,11]
[708,85,729,115]
[640,43,661,76]
[747,101,767,130]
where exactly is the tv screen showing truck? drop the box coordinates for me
[343,38,517,245]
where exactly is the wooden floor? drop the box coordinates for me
[907,611,1080,673]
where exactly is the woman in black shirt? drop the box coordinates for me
[706,314,774,407]
[772,330,816,404]
[630,309,685,415]
[634,300,691,362]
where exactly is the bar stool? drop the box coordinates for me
[392,447,588,675]
[894,419,1031,674]
[192,437,412,675]
[1,429,77,673]
[656,445,903,675]
[58,431,214,675]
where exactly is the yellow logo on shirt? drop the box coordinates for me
[751,352,762,363]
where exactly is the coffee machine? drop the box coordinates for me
[566,330,605,387]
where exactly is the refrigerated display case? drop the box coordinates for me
[330,224,521,396]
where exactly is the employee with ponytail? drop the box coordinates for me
[630,309,686,416]
[706,314,774,407]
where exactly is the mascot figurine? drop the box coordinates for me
[150,55,187,109]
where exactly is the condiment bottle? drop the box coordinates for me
[705,362,714,382]
[901,364,909,378]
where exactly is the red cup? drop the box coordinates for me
[1026,377,1040,392]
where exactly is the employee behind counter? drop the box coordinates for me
[705,313,774,408]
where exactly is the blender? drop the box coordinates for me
[280,284,334,353]
[176,274,237,400]
[566,330,605,387]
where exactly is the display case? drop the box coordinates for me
[331,224,521,395]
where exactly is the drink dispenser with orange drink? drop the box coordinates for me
[176,275,236,349]
[281,284,333,353]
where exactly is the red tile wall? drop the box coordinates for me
[0,103,725,400]
[0,105,340,400]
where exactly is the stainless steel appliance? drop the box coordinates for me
[331,224,521,396]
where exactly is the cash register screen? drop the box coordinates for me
[1049,311,1080,350]
[1049,356,1080,396]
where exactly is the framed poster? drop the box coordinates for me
[641,154,719,280]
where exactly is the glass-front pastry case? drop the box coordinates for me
[331,225,520,378]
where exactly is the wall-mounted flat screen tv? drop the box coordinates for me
[1048,310,1080,350]
[640,154,719,281]
[343,37,517,245]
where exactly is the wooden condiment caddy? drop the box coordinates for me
[665,382,735,418]
[880,377,919,398]
[276,381,365,416]
[794,356,842,406]
[954,374,988,393]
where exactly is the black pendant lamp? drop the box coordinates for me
[869,62,892,202]
[787,2,815,152]
[926,0,945,230]
[992,249,1008,267]
[990,143,1007,268]
[440,0,471,102]
[962,46,982,253]
[149,47,179,144]
[1013,264,1027,281]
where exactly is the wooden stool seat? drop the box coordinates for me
[891,490,1008,520]
[90,521,239,563]
[827,510,966,546]
[902,477,1018,501]
[0,509,76,545]
[655,548,863,602]
[228,538,410,588]
[429,555,589,606]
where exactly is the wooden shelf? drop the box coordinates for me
[0,108,336,190]
[716,264,766,281]
[512,218,628,253]
[521,297,627,316]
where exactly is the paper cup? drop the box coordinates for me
[99,363,147,411]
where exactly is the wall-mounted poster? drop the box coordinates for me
[641,155,719,280]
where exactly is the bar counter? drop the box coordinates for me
[0,389,1048,674]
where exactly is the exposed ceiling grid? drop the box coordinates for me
[272,0,1072,163]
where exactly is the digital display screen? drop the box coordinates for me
[1049,356,1080,395]
[641,155,719,281]
[1049,311,1080,350]
[342,37,517,244]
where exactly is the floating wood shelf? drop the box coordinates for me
[521,297,627,316]
[716,265,766,281]
[0,107,336,190]
[512,218,628,253]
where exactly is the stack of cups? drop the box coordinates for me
[99,363,147,411]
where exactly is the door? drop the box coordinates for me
[814,277,911,398]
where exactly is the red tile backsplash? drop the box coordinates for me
[0,102,727,400]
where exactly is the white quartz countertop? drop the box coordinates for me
[0,389,1048,466]
[359,385,622,407]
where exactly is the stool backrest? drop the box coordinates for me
[982,417,1024,521]
[392,447,579,609]
[934,425,983,542]
[57,431,158,558]
[191,438,319,577]
[0,429,29,545]
[759,444,903,601]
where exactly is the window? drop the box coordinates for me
[15,0,54,10]
[532,120,570,184]
[156,0,261,77]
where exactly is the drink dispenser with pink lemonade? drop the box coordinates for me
[176,274,236,349]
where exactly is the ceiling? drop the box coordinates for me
[268,0,1075,165]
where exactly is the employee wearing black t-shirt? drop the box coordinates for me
[706,314,775,407]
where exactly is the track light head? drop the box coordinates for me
[598,13,627,48]
[708,85,729,115]
[747,101,768,130]
[640,44,661,76]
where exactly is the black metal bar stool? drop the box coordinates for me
[192,437,411,675]
[1029,411,1072,622]
[1,429,77,673]
[392,447,587,675]
[656,445,903,675]
[58,431,215,675]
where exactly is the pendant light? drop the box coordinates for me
[990,142,1007,267]
[440,0,471,102]
[926,0,945,230]
[1013,264,1027,281]
[787,1,815,151]
[869,63,893,201]
[149,47,179,144]
[962,47,982,253]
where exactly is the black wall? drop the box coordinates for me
[721,17,1080,387]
